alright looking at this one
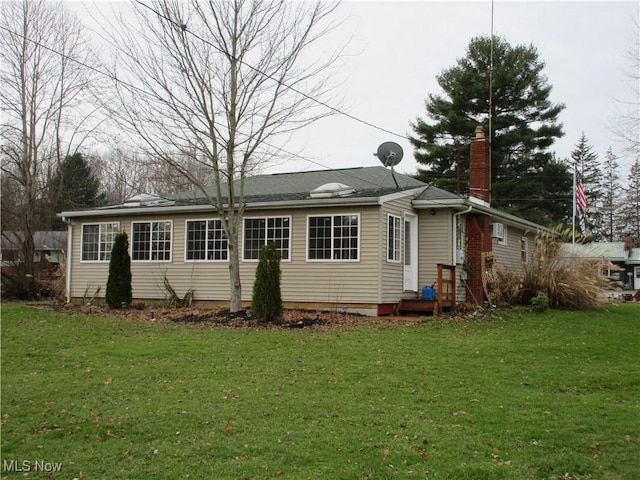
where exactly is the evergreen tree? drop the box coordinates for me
[251,243,283,322]
[620,158,640,242]
[600,148,622,241]
[409,35,570,226]
[105,232,132,308]
[571,133,603,238]
[51,152,105,229]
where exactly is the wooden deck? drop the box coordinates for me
[398,264,456,315]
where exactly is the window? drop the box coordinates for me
[243,217,290,260]
[521,237,528,263]
[81,223,119,261]
[308,214,359,261]
[131,221,172,261]
[387,214,401,262]
[186,220,228,261]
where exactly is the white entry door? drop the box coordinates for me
[635,266,640,290]
[403,213,418,292]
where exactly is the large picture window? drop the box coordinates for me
[186,220,228,261]
[81,223,119,261]
[387,214,401,262]
[131,221,172,261]
[308,214,359,261]
[243,217,290,260]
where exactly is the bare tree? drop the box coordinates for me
[611,14,639,159]
[0,0,99,297]
[105,0,342,312]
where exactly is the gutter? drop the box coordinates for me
[63,217,72,304]
[58,195,391,220]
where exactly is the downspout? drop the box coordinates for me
[63,218,72,304]
[452,204,473,265]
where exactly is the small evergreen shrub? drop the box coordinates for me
[251,243,283,322]
[530,292,549,312]
[105,232,132,308]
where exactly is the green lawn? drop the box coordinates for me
[1,303,638,479]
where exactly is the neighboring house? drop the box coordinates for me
[59,127,544,315]
[1,231,67,278]
[561,241,640,291]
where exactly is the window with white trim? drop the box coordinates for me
[131,221,172,261]
[308,214,359,261]
[243,217,290,260]
[521,237,528,263]
[387,214,401,262]
[186,220,228,261]
[81,223,120,261]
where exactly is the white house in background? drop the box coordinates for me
[562,241,640,290]
[59,127,545,315]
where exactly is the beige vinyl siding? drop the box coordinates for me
[379,197,414,303]
[417,209,453,291]
[68,206,386,306]
[493,224,533,276]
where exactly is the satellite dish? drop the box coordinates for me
[375,141,404,167]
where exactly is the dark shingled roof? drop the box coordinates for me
[170,166,427,202]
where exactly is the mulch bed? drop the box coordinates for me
[54,304,423,329]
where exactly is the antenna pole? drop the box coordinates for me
[391,165,400,188]
[488,0,494,190]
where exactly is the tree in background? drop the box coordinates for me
[611,16,639,160]
[105,232,132,308]
[251,243,283,322]
[571,133,604,238]
[104,0,341,312]
[620,159,640,242]
[409,35,570,226]
[0,0,99,298]
[50,152,105,229]
[600,148,623,242]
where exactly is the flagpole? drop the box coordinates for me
[572,166,577,244]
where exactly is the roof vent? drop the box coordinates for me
[309,182,356,199]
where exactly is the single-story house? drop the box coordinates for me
[59,127,545,315]
[1,231,67,278]
[561,241,640,290]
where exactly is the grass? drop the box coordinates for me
[1,303,639,480]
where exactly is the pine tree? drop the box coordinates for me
[50,152,105,229]
[571,133,603,238]
[620,158,640,242]
[251,243,283,322]
[600,148,622,241]
[409,35,570,226]
[105,232,132,308]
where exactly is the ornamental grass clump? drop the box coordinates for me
[494,227,602,310]
[251,243,283,322]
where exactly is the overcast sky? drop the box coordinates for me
[268,1,639,177]
[73,1,638,178]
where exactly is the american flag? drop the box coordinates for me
[576,175,587,214]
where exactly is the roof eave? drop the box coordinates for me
[57,195,389,220]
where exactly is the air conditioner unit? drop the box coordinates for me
[491,222,505,241]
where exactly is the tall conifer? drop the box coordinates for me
[105,232,132,308]
[251,243,283,322]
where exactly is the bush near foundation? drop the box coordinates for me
[492,227,602,310]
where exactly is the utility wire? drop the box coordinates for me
[131,0,408,140]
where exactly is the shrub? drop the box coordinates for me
[530,292,549,312]
[252,243,283,322]
[489,226,602,310]
[105,232,132,308]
